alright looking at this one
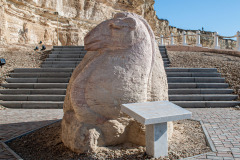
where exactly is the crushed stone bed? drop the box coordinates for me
[7,119,211,160]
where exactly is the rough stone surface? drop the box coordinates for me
[0,0,235,49]
[61,12,170,153]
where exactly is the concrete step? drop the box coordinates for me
[52,51,87,54]
[0,95,65,101]
[14,68,74,73]
[53,46,84,48]
[45,58,83,61]
[164,61,170,64]
[6,78,70,83]
[49,54,85,58]
[167,72,221,77]
[41,64,77,68]
[163,58,169,61]
[164,64,170,67]
[169,89,234,95]
[171,101,240,108]
[169,94,238,101]
[168,83,229,89]
[0,89,66,95]
[167,77,225,83]
[159,46,166,48]
[53,48,85,51]
[161,55,168,58]
[42,61,81,64]
[0,101,63,109]
[1,83,68,89]
[166,68,218,72]
[10,73,71,78]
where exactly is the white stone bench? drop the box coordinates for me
[121,101,192,158]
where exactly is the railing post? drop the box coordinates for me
[182,31,187,46]
[170,33,175,46]
[160,35,164,46]
[236,31,240,51]
[214,32,220,49]
[196,31,202,47]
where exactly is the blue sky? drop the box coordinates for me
[154,0,239,37]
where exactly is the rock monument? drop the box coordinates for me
[61,12,172,153]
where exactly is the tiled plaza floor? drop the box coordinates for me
[0,108,239,160]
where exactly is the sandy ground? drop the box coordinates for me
[7,119,210,160]
[168,51,240,100]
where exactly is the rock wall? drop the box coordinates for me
[0,0,236,49]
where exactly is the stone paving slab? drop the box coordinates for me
[0,108,239,159]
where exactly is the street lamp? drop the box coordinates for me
[54,12,59,46]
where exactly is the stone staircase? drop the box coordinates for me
[159,46,239,108]
[0,46,239,108]
[0,46,85,108]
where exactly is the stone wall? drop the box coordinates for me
[0,0,236,49]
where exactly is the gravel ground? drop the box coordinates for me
[7,119,210,160]
[0,44,51,85]
[168,51,240,100]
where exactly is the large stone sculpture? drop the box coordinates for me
[62,12,172,153]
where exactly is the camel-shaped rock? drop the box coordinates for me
[61,12,172,153]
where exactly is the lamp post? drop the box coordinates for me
[54,12,59,46]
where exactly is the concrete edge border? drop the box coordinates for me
[2,119,62,160]
[0,141,23,160]
[181,119,216,160]
[2,118,216,159]
[199,120,217,152]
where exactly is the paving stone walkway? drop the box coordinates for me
[0,108,239,160]
[188,108,240,160]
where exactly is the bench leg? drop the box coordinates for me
[146,122,168,158]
